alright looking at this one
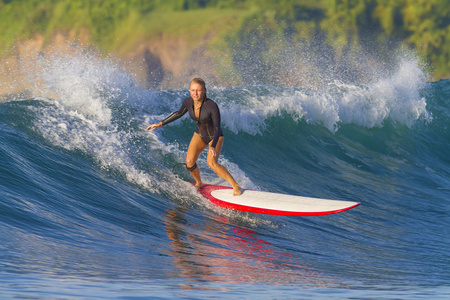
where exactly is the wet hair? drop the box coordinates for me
[190,78,206,90]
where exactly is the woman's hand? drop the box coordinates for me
[209,147,217,158]
[146,122,162,131]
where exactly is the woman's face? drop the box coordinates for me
[190,82,205,102]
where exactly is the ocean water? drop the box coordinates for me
[0,49,449,299]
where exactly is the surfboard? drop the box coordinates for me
[194,184,360,216]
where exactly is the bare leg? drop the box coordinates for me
[186,133,207,188]
[207,137,242,196]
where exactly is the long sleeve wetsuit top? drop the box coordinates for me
[161,97,223,148]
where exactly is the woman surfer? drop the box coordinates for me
[146,78,242,196]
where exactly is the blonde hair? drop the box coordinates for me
[190,78,206,90]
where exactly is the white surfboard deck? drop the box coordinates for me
[195,184,360,216]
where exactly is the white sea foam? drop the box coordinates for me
[218,56,430,133]
[24,47,171,194]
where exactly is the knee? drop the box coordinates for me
[186,158,195,168]
[207,158,219,171]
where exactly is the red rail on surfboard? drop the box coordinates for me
[194,184,360,216]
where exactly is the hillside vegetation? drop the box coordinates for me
[0,0,449,88]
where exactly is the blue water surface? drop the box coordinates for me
[0,51,449,299]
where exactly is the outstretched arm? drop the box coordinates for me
[146,99,189,131]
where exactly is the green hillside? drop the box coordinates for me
[1,0,449,81]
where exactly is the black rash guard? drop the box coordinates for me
[161,97,223,148]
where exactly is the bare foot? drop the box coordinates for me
[195,182,204,190]
[233,185,242,196]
